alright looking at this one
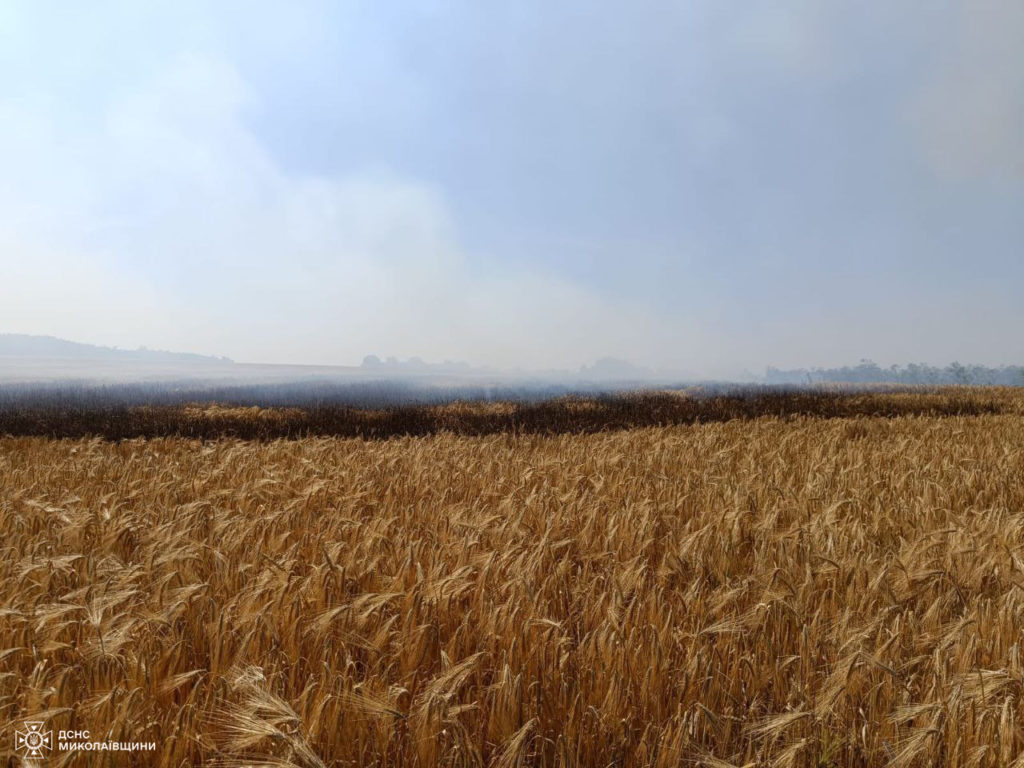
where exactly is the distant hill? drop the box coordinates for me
[0,334,232,364]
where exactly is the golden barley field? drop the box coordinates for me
[2,390,1024,767]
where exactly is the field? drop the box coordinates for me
[1,389,1023,766]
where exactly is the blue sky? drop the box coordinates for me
[1,1,1022,375]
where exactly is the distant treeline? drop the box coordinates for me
[766,361,1024,386]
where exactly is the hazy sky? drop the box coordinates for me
[1,1,1022,375]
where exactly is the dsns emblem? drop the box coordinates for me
[15,721,53,758]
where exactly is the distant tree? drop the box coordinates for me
[948,362,971,386]
[763,361,1024,386]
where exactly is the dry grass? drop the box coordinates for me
[1,390,1023,766]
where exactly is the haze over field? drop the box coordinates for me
[1,2,1022,377]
